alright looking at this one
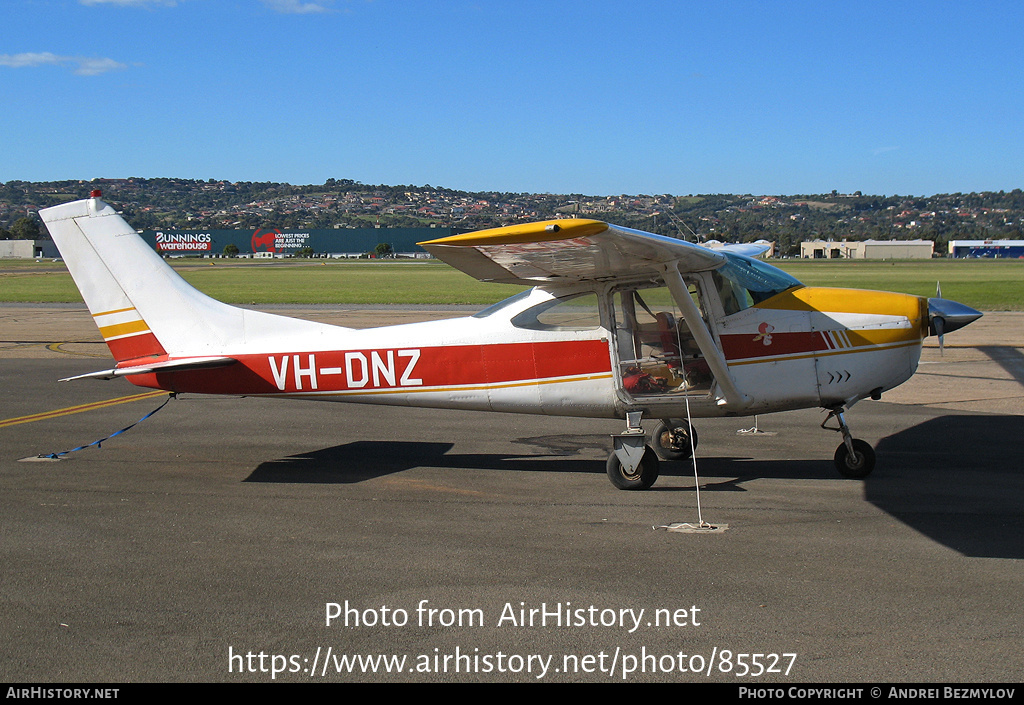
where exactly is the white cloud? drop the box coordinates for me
[79,0,179,6]
[261,0,334,13]
[80,0,335,13]
[0,52,64,68]
[73,57,129,76]
[0,52,127,76]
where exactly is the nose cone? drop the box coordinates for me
[928,297,983,336]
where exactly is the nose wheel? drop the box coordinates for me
[606,446,660,490]
[607,410,660,490]
[823,407,876,478]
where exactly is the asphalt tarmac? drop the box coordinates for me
[1,306,1022,683]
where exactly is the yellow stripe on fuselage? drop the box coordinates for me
[92,306,138,319]
[842,326,921,348]
[97,319,151,340]
[756,286,930,339]
[757,286,925,317]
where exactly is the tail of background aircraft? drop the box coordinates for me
[39,192,344,367]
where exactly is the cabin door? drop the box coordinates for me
[610,281,716,400]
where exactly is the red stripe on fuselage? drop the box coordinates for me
[125,339,613,395]
[720,331,829,362]
[105,332,167,362]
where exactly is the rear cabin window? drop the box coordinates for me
[511,292,602,331]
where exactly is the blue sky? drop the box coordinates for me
[3,0,1022,196]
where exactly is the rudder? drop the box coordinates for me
[39,193,167,363]
[39,192,345,366]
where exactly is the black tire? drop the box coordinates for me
[652,419,697,461]
[606,447,660,490]
[834,439,876,479]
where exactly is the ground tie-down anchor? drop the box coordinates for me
[653,392,728,534]
[657,521,728,533]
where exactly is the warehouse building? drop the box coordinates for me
[948,240,1024,258]
[137,226,463,258]
[0,240,60,259]
[800,239,934,259]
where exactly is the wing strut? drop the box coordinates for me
[660,263,751,411]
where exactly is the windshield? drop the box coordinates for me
[713,252,802,315]
[718,252,802,295]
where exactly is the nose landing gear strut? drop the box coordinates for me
[822,406,876,479]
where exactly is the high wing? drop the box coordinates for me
[418,219,742,285]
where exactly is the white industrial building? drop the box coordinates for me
[800,239,934,259]
[0,240,60,259]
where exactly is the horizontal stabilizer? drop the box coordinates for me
[60,356,237,382]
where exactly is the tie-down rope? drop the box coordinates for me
[38,393,176,460]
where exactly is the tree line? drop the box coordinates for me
[3,179,1022,257]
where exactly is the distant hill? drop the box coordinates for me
[2,178,1021,256]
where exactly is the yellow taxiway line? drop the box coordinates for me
[0,390,169,429]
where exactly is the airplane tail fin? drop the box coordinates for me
[39,192,341,366]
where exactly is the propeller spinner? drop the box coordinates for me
[928,294,982,354]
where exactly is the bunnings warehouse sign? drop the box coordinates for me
[139,226,459,256]
[149,228,311,253]
[153,231,215,252]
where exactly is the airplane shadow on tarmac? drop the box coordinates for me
[869,413,1024,560]
[244,434,809,487]
[245,433,829,487]
[245,437,609,485]
[246,415,1023,559]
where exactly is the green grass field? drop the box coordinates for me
[776,259,1024,311]
[1,257,1021,310]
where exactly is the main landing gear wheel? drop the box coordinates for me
[652,418,698,461]
[834,439,876,479]
[606,446,660,490]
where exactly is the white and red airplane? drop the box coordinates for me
[40,191,981,489]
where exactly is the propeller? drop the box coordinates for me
[927,282,982,355]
